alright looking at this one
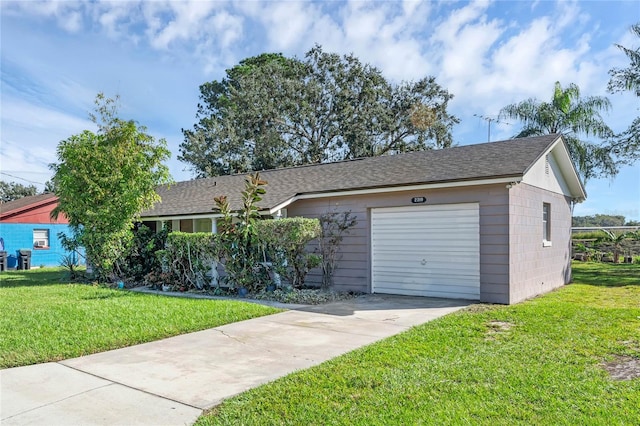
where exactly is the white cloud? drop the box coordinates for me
[94,0,140,40]
[147,1,218,49]
[2,0,638,218]
[2,0,86,32]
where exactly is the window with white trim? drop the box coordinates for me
[33,229,50,249]
[542,203,552,247]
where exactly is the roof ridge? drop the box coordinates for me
[178,133,563,185]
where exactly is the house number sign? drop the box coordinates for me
[411,197,427,204]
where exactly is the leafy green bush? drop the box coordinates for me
[318,210,357,289]
[255,218,321,289]
[116,224,168,284]
[214,173,267,292]
[158,232,219,290]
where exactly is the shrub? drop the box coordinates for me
[256,218,322,289]
[158,232,219,290]
[318,210,357,289]
[572,231,607,240]
[596,229,631,264]
[214,173,267,292]
[116,224,168,284]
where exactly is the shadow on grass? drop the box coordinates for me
[0,268,80,288]
[572,262,640,287]
[80,291,132,300]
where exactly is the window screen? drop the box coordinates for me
[542,203,551,242]
[33,229,50,248]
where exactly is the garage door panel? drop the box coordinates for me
[374,284,480,299]
[373,258,479,270]
[371,203,480,300]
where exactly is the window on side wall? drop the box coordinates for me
[33,229,50,249]
[542,203,552,247]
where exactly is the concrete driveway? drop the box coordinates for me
[1,294,471,426]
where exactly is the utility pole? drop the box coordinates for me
[473,114,510,142]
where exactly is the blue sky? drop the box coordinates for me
[1,0,638,220]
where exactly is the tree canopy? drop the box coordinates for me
[50,93,172,279]
[607,22,640,165]
[0,181,38,203]
[572,214,627,227]
[180,46,459,177]
[499,81,617,182]
[608,22,640,97]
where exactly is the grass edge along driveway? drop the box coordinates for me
[198,262,640,425]
[0,268,281,369]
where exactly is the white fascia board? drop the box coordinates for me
[141,211,275,222]
[542,137,587,202]
[268,176,522,214]
[140,214,223,222]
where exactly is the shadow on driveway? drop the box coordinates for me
[296,293,475,317]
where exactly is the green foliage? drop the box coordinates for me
[499,81,617,182]
[181,46,458,177]
[608,22,640,97]
[318,210,358,289]
[50,93,172,281]
[0,180,38,203]
[572,213,626,227]
[58,253,82,281]
[158,232,220,291]
[115,225,168,284]
[255,218,322,289]
[573,229,640,262]
[596,229,631,263]
[572,231,606,240]
[607,22,640,166]
[214,173,268,291]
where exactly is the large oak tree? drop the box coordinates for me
[180,46,458,177]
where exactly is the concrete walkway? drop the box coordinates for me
[1,295,471,426]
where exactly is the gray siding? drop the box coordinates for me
[508,183,573,303]
[287,184,512,303]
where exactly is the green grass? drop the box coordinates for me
[0,268,281,368]
[198,262,640,425]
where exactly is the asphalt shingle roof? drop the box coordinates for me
[0,193,58,219]
[142,134,562,218]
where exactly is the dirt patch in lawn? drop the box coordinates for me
[485,320,515,340]
[602,356,640,381]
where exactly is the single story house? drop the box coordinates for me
[140,134,586,304]
[0,194,79,268]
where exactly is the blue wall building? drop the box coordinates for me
[0,223,79,268]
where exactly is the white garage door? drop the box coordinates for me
[371,203,480,300]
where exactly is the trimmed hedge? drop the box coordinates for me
[158,232,219,290]
[255,218,321,289]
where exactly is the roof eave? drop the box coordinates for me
[268,175,524,214]
[548,135,588,202]
[0,197,59,220]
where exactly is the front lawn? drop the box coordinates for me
[199,262,640,425]
[0,269,281,368]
